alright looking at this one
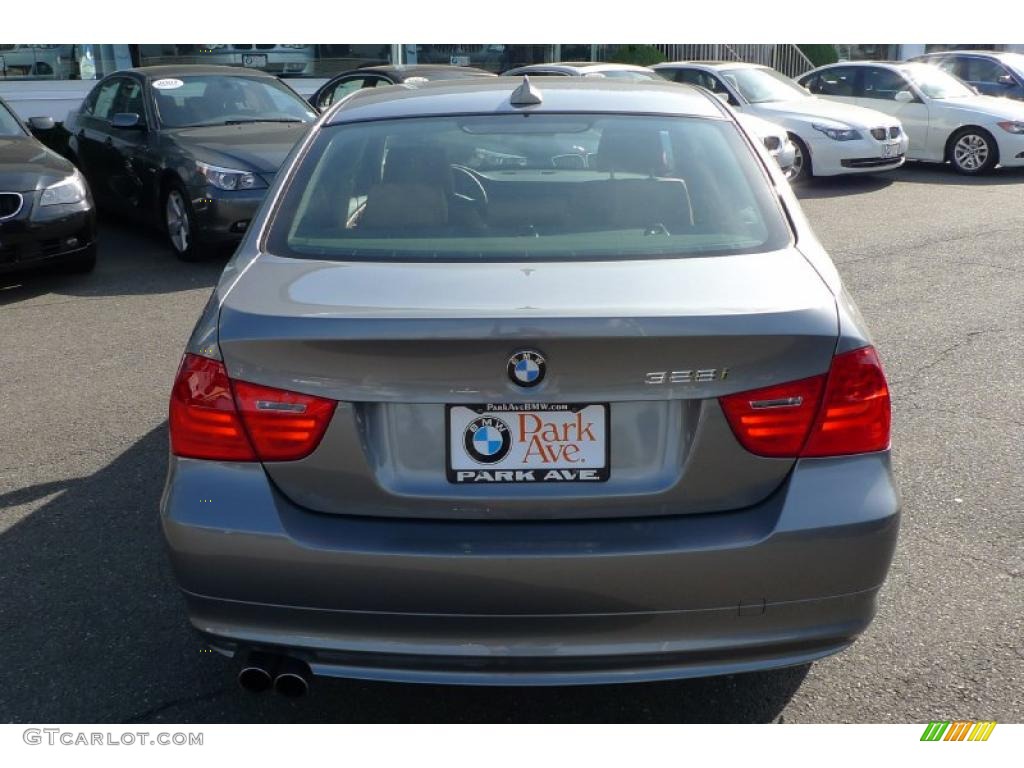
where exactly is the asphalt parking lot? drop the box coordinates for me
[1,162,1022,724]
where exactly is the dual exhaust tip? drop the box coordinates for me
[238,652,311,697]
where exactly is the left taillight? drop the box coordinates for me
[169,353,335,462]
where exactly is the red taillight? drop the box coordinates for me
[170,354,255,461]
[232,379,335,461]
[802,346,890,457]
[720,346,890,458]
[169,354,335,462]
[720,374,826,457]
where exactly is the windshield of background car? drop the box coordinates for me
[266,113,791,262]
[0,102,26,136]
[900,64,976,99]
[722,67,810,103]
[150,75,316,128]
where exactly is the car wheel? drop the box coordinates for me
[787,134,812,183]
[163,182,206,261]
[62,243,97,274]
[948,128,998,174]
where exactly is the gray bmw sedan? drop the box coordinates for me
[161,76,899,694]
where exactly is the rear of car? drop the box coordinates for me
[160,79,899,687]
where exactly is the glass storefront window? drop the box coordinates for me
[0,44,131,80]
[136,44,393,78]
[404,45,559,73]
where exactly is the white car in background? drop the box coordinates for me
[736,113,797,178]
[799,61,1024,175]
[654,61,909,182]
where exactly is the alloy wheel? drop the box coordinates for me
[165,190,191,253]
[953,133,990,172]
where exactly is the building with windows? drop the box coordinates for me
[2,42,1023,121]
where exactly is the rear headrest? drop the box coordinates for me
[359,183,448,231]
[595,128,669,176]
[382,145,451,186]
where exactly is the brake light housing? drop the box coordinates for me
[720,346,890,458]
[169,353,335,462]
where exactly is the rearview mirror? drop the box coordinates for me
[28,116,55,131]
[111,112,144,130]
[894,90,915,103]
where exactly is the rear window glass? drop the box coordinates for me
[266,113,791,262]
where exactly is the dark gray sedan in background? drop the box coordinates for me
[64,65,316,260]
[162,77,899,695]
[0,96,97,274]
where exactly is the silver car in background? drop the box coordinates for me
[161,77,899,694]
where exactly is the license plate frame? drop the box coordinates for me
[446,403,610,484]
[242,53,268,68]
[882,141,901,159]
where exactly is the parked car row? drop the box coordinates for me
[4,51,1024,276]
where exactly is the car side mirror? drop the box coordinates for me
[111,112,144,130]
[711,91,730,105]
[997,74,1016,86]
[894,90,915,103]
[28,116,55,131]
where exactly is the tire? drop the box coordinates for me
[948,127,998,175]
[162,181,207,261]
[62,243,97,274]
[787,133,812,183]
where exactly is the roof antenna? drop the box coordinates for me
[510,75,543,107]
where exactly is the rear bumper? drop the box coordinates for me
[161,452,900,685]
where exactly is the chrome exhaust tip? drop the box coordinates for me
[273,657,311,698]
[237,651,278,693]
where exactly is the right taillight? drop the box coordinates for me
[169,353,335,462]
[720,345,890,459]
[802,346,890,456]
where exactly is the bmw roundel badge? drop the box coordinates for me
[463,416,513,464]
[507,350,546,388]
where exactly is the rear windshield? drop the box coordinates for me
[266,113,791,262]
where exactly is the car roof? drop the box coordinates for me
[129,64,279,80]
[351,64,497,80]
[654,61,767,71]
[323,76,726,125]
[505,62,654,74]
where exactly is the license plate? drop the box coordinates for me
[882,142,900,158]
[242,53,267,68]
[447,403,609,483]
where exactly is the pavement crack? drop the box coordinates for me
[122,686,228,723]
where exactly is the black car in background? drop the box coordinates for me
[309,64,495,110]
[0,96,97,275]
[909,50,1024,100]
[64,65,316,261]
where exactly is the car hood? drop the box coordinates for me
[751,97,898,128]
[934,95,1024,121]
[0,135,76,192]
[164,122,310,174]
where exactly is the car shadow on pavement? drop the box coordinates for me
[794,173,895,200]
[0,425,809,724]
[886,160,1024,186]
[0,217,229,307]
